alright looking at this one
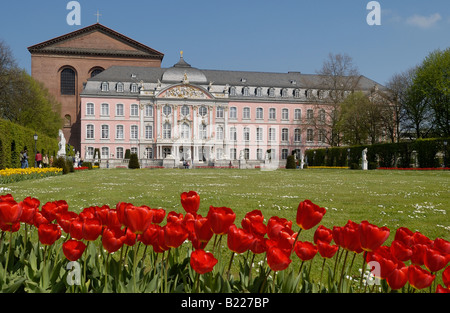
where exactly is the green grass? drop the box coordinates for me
[2,168,449,242]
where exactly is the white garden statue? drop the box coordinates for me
[57,129,66,158]
[362,148,368,170]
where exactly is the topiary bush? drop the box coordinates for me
[285,155,296,169]
[128,153,140,169]
[53,156,69,174]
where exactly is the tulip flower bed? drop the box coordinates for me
[0,167,63,184]
[0,190,448,294]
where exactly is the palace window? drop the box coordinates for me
[319,109,326,123]
[101,147,109,159]
[181,105,190,117]
[90,68,104,78]
[130,125,138,140]
[269,128,276,141]
[145,147,153,159]
[116,147,124,159]
[199,106,208,117]
[282,108,289,120]
[130,104,139,117]
[181,123,190,139]
[86,124,94,139]
[60,68,76,95]
[230,148,237,160]
[256,127,263,141]
[269,108,276,120]
[86,147,94,159]
[294,109,302,120]
[229,127,237,141]
[307,109,314,121]
[216,107,224,118]
[145,105,153,117]
[101,125,109,139]
[244,148,250,160]
[163,105,172,116]
[257,149,263,160]
[269,88,275,97]
[199,124,207,140]
[101,82,109,92]
[243,107,250,119]
[116,125,124,140]
[229,107,237,119]
[230,86,236,96]
[131,83,138,93]
[243,127,250,141]
[256,87,262,97]
[282,89,289,97]
[294,89,301,98]
[163,123,171,139]
[116,82,124,93]
[101,103,109,116]
[145,125,153,139]
[116,103,124,116]
[216,126,223,140]
[307,129,314,142]
[294,129,301,142]
[282,128,289,142]
[256,107,263,119]
[281,149,289,160]
[86,103,94,116]
[243,87,250,96]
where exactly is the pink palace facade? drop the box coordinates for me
[80,54,381,168]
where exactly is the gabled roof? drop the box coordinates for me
[28,23,164,60]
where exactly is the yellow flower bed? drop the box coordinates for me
[0,167,63,184]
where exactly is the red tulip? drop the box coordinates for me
[0,220,20,232]
[63,239,86,261]
[359,221,390,252]
[20,197,40,224]
[69,218,83,240]
[411,244,427,265]
[267,216,292,240]
[38,223,61,245]
[41,200,68,222]
[408,265,435,290]
[386,264,409,290]
[153,227,170,253]
[390,240,413,262]
[241,210,267,237]
[167,211,184,224]
[443,266,450,288]
[317,241,339,259]
[82,218,103,241]
[139,224,160,246]
[0,199,22,226]
[164,221,188,248]
[94,205,111,227]
[296,200,326,230]
[227,224,254,254]
[250,236,267,254]
[294,240,318,261]
[33,211,50,228]
[433,238,450,255]
[190,249,218,274]
[436,284,450,293]
[267,246,292,272]
[314,225,333,245]
[333,221,362,253]
[123,228,137,246]
[194,215,213,245]
[424,248,449,273]
[102,227,126,253]
[207,206,236,235]
[180,191,200,215]
[123,204,154,235]
[151,208,166,224]
[413,231,433,247]
[367,248,397,279]
[104,209,121,229]
[56,211,79,234]
[394,227,415,247]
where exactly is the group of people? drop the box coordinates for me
[20,150,52,169]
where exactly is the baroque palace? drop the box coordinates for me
[29,23,382,168]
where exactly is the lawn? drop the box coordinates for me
[3,168,448,242]
[1,167,449,292]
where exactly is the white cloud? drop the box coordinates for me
[406,13,442,29]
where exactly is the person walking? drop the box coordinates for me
[43,154,49,168]
[35,151,43,168]
[23,150,29,168]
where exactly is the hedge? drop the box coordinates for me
[0,119,59,169]
[304,138,450,169]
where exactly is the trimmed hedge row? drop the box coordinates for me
[0,119,59,170]
[305,138,450,169]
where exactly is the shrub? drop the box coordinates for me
[53,156,69,174]
[285,155,296,169]
[128,153,140,169]
[81,162,93,170]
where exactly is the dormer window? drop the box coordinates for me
[243,87,250,96]
[131,83,138,93]
[101,82,109,92]
[294,89,300,98]
[256,87,262,97]
[116,82,124,93]
[230,86,236,96]
[282,88,289,97]
[269,88,275,97]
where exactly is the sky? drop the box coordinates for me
[1,0,449,86]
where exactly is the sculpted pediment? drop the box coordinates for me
[158,85,213,100]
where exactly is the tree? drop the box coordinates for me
[411,48,450,138]
[0,40,62,138]
[315,53,360,146]
[338,91,370,146]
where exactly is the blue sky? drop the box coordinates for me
[1,0,449,85]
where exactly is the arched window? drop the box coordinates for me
[163,123,171,139]
[60,68,76,95]
[90,68,104,78]
[181,123,190,139]
[64,114,71,127]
